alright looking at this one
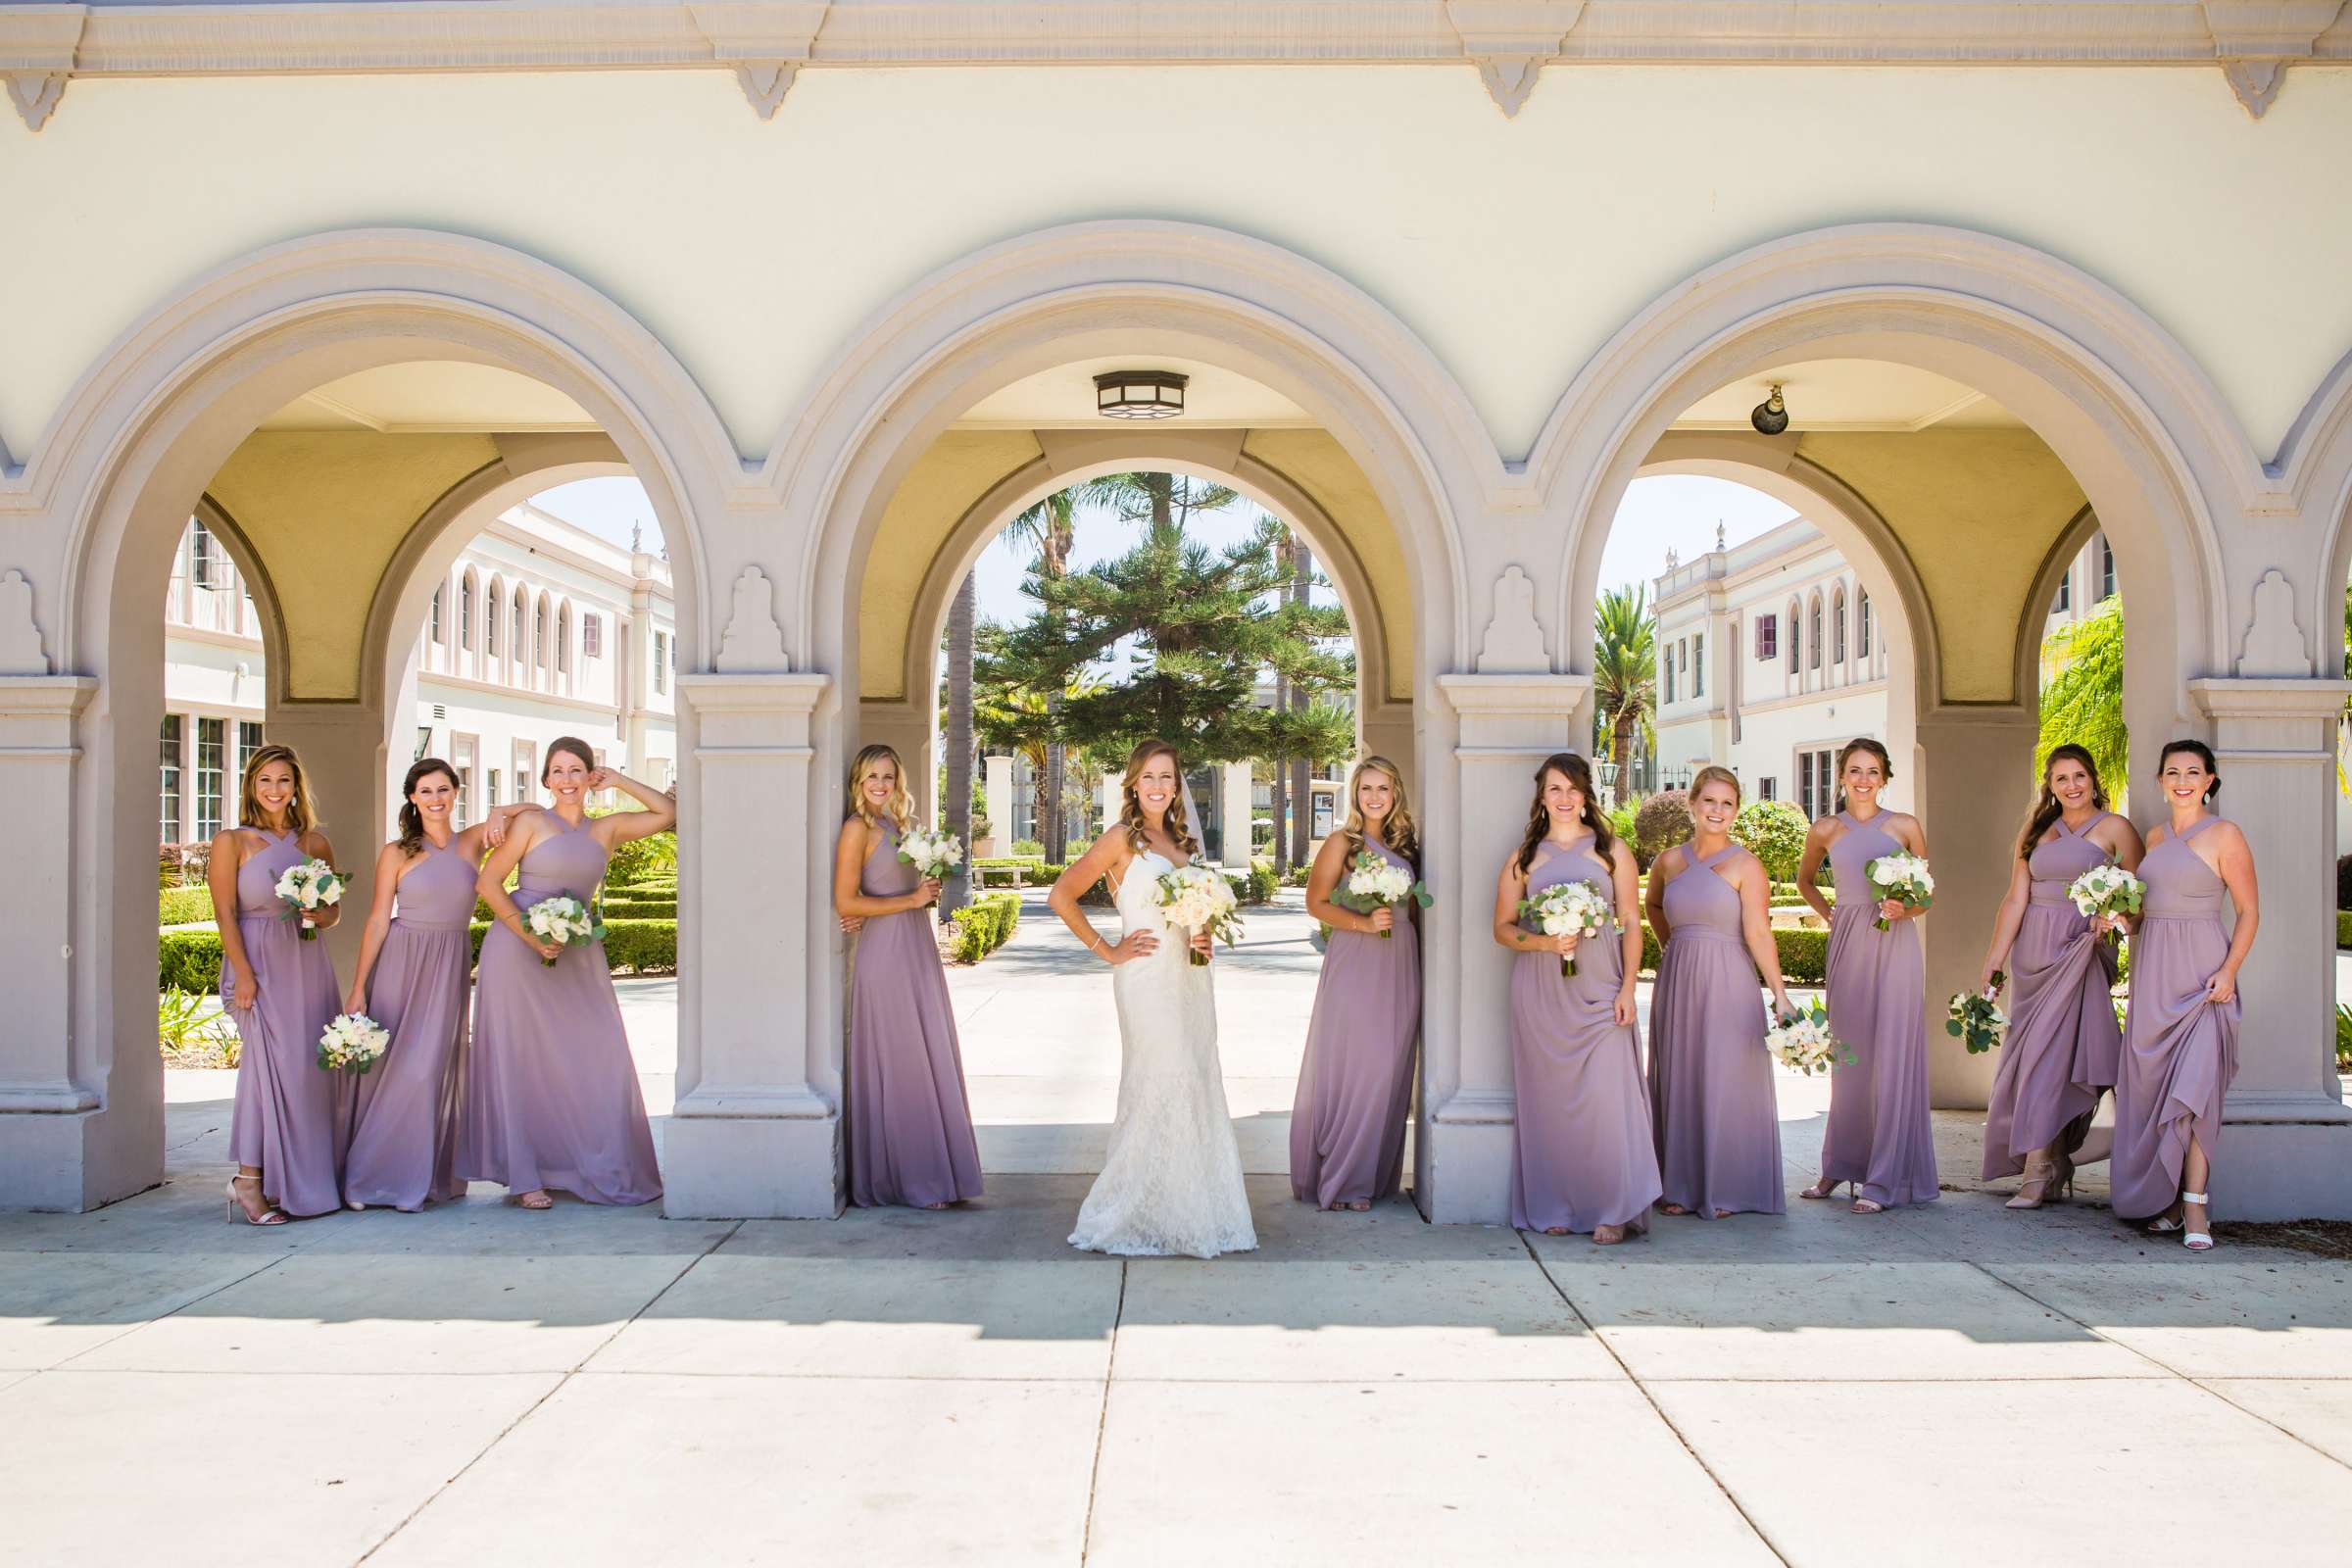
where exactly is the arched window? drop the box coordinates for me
[485,576,503,657]
[513,588,528,673]
[1807,594,1823,672]
[1787,599,1802,672]
[459,571,476,652]
[534,595,549,670]
[557,602,572,676]
[1858,589,1873,660]
[429,584,443,645]
[1832,586,1847,665]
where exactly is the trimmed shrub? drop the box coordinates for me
[1733,800,1810,884]
[2338,909,2352,951]
[1632,790,1693,870]
[1624,925,1823,983]
[600,896,678,919]
[1284,864,1312,887]
[949,892,1021,962]
[2339,855,2352,910]
[463,917,677,973]
[159,887,216,926]
[1010,839,1045,858]
[599,820,676,889]
[1227,859,1278,905]
[159,932,225,995]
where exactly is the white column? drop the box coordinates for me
[984,754,1015,856]
[1910,706,2038,1108]
[2187,677,2352,1220]
[665,672,838,1218]
[1100,770,1120,833]
[1220,761,1254,864]
[1425,673,1591,1223]
[264,698,391,977]
[0,678,126,1211]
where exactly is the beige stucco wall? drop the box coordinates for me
[1797,430,2087,705]
[857,430,1042,702]
[203,432,500,701]
[6,66,2349,469]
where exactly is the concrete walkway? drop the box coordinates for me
[5,900,2350,1564]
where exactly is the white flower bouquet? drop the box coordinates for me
[1519,879,1612,978]
[273,857,343,942]
[1331,850,1434,939]
[2067,861,2144,928]
[1865,852,1935,932]
[524,895,602,968]
[1155,862,1244,967]
[317,1011,390,1074]
[1946,973,2008,1054]
[896,824,965,880]
[1766,1000,1851,1076]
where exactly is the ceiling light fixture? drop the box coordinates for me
[1749,382,1789,435]
[1093,369,1189,420]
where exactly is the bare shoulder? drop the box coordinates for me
[2208,818,2252,855]
[210,826,252,858]
[1650,843,1689,881]
[1607,837,1638,875]
[298,829,334,860]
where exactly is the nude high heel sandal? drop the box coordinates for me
[2180,1191,2214,1251]
[224,1175,288,1226]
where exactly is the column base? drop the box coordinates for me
[2214,1094,2352,1221]
[1421,1093,1515,1224]
[0,1100,164,1213]
[661,1092,841,1219]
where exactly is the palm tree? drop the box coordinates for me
[1592,584,1656,806]
[943,571,976,916]
[1286,533,1313,866]
[1001,490,1078,859]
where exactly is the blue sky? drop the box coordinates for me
[527,472,1798,630]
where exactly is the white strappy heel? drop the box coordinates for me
[2180,1191,2214,1250]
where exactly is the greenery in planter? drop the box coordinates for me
[159,986,238,1067]
[949,893,1021,962]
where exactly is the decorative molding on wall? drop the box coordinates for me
[2236,567,2310,676]
[1474,565,1549,673]
[4,2,2346,130]
[715,565,791,673]
[0,568,49,674]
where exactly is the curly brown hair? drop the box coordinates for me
[1513,752,1614,877]
[1118,738,1200,859]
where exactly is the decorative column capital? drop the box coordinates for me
[2187,674,2352,725]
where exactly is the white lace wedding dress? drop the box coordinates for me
[1067,850,1259,1258]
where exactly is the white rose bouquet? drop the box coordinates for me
[317,1011,390,1074]
[1155,862,1244,967]
[524,895,602,968]
[896,824,965,881]
[1865,852,1935,932]
[1946,974,2008,1054]
[2067,861,2144,930]
[1519,879,1612,979]
[273,857,344,942]
[1766,1000,1851,1076]
[1331,850,1434,939]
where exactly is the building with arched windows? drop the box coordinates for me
[160,501,676,848]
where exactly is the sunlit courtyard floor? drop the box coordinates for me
[6,895,2351,1565]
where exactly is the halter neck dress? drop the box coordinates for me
[1981,811,2124,1180]
[1818,808,1938,1207]
[1289,835,1421,1209]
[2110,814,2242,1219]
[344,835,478,1210]
[1648,843,1784,1216]
[456,811,662,1205]
[844,821,983,1208]
[223,826,346,1217]
[1506,835,1660,1235]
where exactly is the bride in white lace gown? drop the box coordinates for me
[1047,740,1257,1258]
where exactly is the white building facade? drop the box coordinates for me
[161,503,676,844]
[1652,519,2113,816]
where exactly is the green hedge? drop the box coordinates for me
[2338,909,2351,951]
[1226,860,1278,906]
[1635,925,1828,984]
[158,917,679,989]
[971,856,1046,870]
[949,892,1020,962]
[159,887,215,926]
[600,896,677,919]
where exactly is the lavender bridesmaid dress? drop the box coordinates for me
[1508,837,1662,1234]
[343,839,476,1210]
[846,824,983,1208]
[456,814,662,1205]
[223,827,345,1217]
[1648,845,1785,1216]
[1819,809,1939,1207]
[2110,815,2241,1220]
[1981,813,2123,1180]
[1290,837,1421,1208]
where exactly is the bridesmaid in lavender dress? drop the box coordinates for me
[833,743,983,1209]
[1292,755,1423,1211]
[460,737,672,1208]
[1494,752,1661,1243]
[1642,765,1796,1219]
[2110,740,2257,1250]
[339,759,534,1211]
[213,745,345,1223]
[1975,744,2141,1206]
[1798,737,1938,1213]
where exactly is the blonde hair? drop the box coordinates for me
[845,743,914,832]
[1341,755,1419,867]
[1118,738,1200,858]
[238,744,318,836]
[1689,764,1742,808]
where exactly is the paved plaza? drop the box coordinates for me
[5,898,2351,1565]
